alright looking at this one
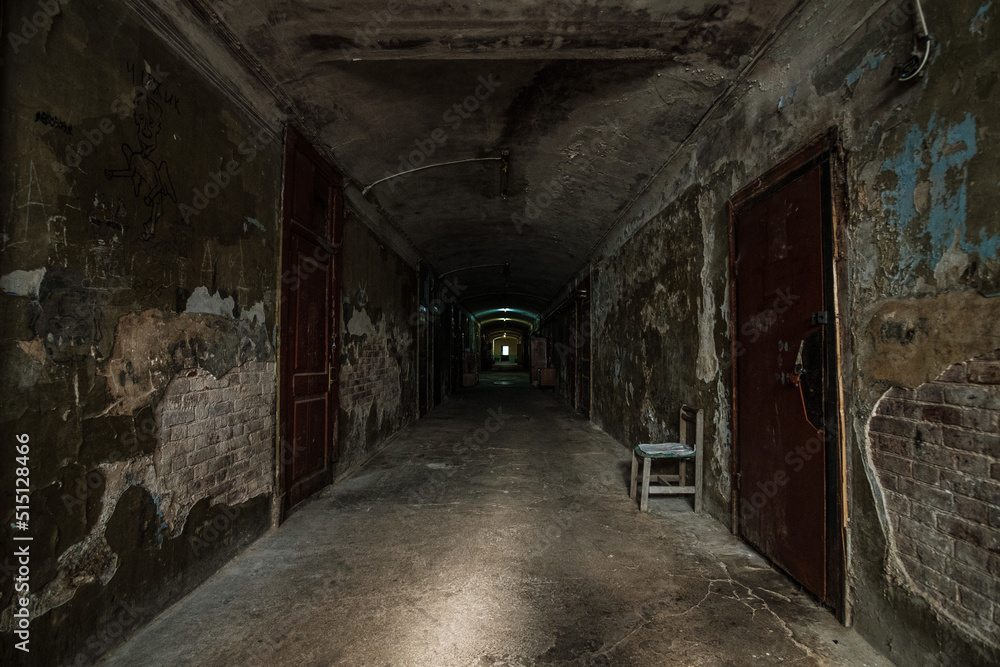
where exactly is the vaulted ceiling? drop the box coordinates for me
[168,0,802,327]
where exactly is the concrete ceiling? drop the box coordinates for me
[185,0,801,324]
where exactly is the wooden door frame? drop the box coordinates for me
[276,124,344,520]
[727,128,851,624]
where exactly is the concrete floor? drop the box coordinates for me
[100,379,892,667]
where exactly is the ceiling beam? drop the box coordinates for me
[331,48,675,62]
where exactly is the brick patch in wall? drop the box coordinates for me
[340,338,403,408]
[153,360,276,530]
[868,350,1000,644]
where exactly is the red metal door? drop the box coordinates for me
[280,126,342,511]
[734,164,827,600]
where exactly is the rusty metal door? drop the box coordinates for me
[280,126,343,512]
[733,162,831,601]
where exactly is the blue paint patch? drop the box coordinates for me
[244,217,265,233]
[150,493,169,548]
[846,53,886,87]
[778,84,798,110]
[879,114,994,278]
[971,2,992,32]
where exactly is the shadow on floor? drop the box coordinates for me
[100,384,891,667]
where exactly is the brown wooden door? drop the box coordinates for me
[733,162,830,601]
[530,336,547,384]
[280,126,343,512]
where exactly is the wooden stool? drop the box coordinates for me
[629,406,703,512]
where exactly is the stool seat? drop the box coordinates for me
[634,442,695,458]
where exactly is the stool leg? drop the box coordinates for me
[679,459,687,486]
[630,452,638,499]
[640,457,651,512]
[695,441,704,514]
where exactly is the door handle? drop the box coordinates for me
[793,339,806,379]
[792,330,825,434]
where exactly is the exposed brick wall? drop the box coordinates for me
[153,361,276,530]
[340,338,403,407]
[868,350,1000,643]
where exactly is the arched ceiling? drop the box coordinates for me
[174,0,802,322]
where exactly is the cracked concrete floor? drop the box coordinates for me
[100,380,892,666]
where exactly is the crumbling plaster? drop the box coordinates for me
[1,0,283,663]
[590,0,998,664]
[336,218,419,477]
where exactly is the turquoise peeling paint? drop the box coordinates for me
[778,84,798,110]
[150,492,169,547]
[846,53,886,87]
[971,3,992,32]
[879,114,995,279]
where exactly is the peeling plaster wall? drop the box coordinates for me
[337,217,418,478]
[592,186,725,510]
[591,1,999,664]
[0,0,281,663]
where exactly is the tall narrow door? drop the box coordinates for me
[576,277,592,418]
[280,126,343,512]
[564,307,576,406]
[418,267,430,416]
[733,161,833,603]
